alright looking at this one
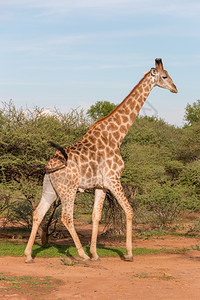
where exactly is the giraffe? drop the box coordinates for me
[25,58,177,263]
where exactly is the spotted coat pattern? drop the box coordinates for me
[25,59,177,262]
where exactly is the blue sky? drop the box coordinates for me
[0,0,200,126]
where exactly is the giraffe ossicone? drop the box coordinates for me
[25,58,177,263]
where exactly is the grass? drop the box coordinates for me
[0,272,62,297]
[191,244,200,251]
[0,240,189,258]
[133,272,175,281]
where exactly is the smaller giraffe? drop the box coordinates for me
[25,59,177,263]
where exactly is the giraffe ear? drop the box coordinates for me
[151,68,158,76]
[155,58,163,70]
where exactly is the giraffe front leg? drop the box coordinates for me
[90,189,106,261]
[108,180,134,261]
[25,175,57,263]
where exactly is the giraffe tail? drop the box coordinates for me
[48,141,68,161]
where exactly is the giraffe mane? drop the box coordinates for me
[88,71,151,131]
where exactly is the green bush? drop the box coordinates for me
[0,101,90,243]
[8,199,33,228]
[142,184,185,227]
[0,101,200,235]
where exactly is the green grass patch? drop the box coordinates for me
[0,272,62,296]
[0,240,189,258]
[191,244,200,251]
[133,272,176,281]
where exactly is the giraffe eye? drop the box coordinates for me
[162,76,167,79]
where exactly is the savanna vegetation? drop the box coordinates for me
[0,99,200,246]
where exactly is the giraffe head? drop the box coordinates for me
[150,58,178,93]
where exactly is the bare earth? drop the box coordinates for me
[1,236,200,300]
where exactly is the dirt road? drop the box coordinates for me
[1,250,200,300]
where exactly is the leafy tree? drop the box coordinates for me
[184,100,200,126]
[87,100,117,122]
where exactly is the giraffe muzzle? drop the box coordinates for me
[170,84,178,93]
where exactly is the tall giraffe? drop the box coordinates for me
[25,59,177,263]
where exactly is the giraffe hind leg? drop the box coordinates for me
[24,174,57,263]
[107,180,134,261]
[59,187,90,261]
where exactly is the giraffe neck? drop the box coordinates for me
[112,71,154,142]
[86,71,154,147]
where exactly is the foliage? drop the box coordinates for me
[87,100,117,122]
[187,218,200,235]
[0,101,89,184]
[179,160,200,189]
[0,101,90,243]
[184,99,200,125]
[0,100,200,236]
[179,121,200,162]
[0,193,11,215]
[8,199,33,227]
[142,184,184,227]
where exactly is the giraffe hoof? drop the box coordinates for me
[83,256,90,262]
[123,255,134,262]
[90,257,101,262]
[25,258,35,263]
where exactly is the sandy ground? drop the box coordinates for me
[1,236,200,300]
